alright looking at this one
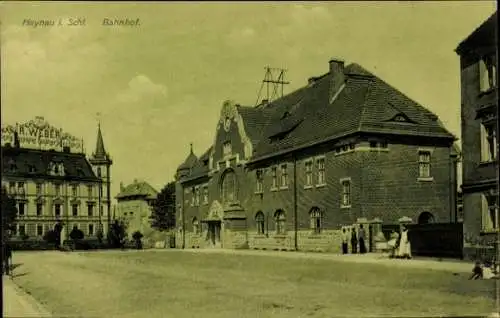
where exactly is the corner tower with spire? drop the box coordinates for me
[89,122,113,239]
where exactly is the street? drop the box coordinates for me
[5,249,496,318]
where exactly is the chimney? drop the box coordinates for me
[308,77,316,85]
[329,58,345,102]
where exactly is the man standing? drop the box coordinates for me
[359,224,367,254]
[350,228,358,254]
[3,242,12,277]
[341,228,349,254]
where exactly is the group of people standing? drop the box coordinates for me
[341,224,368,254]
[387,225,412,259]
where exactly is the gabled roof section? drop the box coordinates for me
[1,146,99,181]
[188,146,213,179]
[456,11,497,55]
[115,180,159,200]
[177,143,198,171]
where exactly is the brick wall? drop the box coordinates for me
[176,111,455,251]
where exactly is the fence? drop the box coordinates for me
[381,222,463,259]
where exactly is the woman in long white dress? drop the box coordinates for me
[397,226,412,259]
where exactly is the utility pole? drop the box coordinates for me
[255,67,290,107]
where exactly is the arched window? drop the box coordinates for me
[418,212,434,224]
[221,169,237,203]
[310,207,322,234]
[274,210,286,234]
[255,212,265,235]
[192,217,199,234]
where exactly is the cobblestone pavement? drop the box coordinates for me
[172,248,475,273]
[3,275,52,317]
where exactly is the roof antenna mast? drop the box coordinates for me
[254,66,290,107]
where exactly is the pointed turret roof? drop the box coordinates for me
[94,123,107,158]
[90,123,112,165]
[177,143,198,171]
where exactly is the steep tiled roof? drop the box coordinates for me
[116,180,158,200]
[187,146,212,180]
[177,147,198,171]
[1,146,99,181]
[456,11,497,55]
[179,60,455,178]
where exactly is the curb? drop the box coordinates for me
[3,277,53,317]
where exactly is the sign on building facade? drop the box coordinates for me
[1,116,83,153]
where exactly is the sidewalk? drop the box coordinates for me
[171,248,474,273]
[3,276,52,317]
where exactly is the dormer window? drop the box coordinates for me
[281,111,291,119]
[394,115,406,122]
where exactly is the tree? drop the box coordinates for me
[1,187,17,241]
[108,219,127,248]
[150,182,176,231]
[132,231,143,249]
[69,226,84,249]
[43,230,58,244]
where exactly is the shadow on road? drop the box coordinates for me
[11,272,29,278]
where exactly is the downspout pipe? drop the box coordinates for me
[293,154,298,251]
[181,181,185,249]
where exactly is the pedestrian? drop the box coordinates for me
[359,224,367,254]
[387,230,399,258]
[341,228,349,254]
[397,225,412,259]
[350,227,358,254]
[3,242,12,277]
[469,261,483,280]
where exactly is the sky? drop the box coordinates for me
[1,1,497,198]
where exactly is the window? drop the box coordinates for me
[36,203,43,216]
[305,160,313,187]
[191,187,195,206]
[72,204,78,216]
[222,141,232,157]
[418,151,431,178]
[9,182,15,194]
[369,141,378,148]
[87,204,94,217]
[479,56,497,92]
[72,185,77,197]
[97,167,102,177]
[36,225,43,236]
[192,217,199,234]
[256,212,265,235]
[274,210,286,235]
[221,170,237,203]
[18,203,25,216]
[55,204,61,217]
[28,165,36,173]
[316,157,326,185]
[255,169,263,193]
[480,123,497,163]
[36,183,42,195]
[195,186,200,206]
[280,164,288,188]
[271,167,278,189]
[203,185,209,204]
[17,182,25,194]
[88,224,94,236]
[482,193,498,231]
[87,185,93,198]
[18,225,26,236]
[54,164,59,175]
[55,184,61,197]
[310,207,322,234]
[341,179,351,207]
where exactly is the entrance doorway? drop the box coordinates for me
[207,221,221,247]
[418,212,435,224]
